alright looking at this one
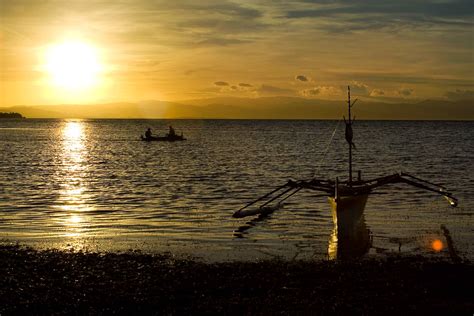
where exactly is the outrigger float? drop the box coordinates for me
[233,86,458,223]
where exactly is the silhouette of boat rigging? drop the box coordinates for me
[233,86,458,221]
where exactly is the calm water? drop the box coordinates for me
[0,119,473,261]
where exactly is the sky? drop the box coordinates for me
[1,0,473,107]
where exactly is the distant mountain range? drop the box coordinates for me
[1,97,473,120]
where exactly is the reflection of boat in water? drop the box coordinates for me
[233,86,458,254]
[140,134,186,142]
[233,212,274,238]
[328,203,371,260]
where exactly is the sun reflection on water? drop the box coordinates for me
[64,121,83,139]
[56,120,92,247]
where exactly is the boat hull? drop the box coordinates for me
[328,194,368,228]
[141,135,186,142]
[327,194,371,260]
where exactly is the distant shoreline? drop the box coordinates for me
[1,117,473,122]
[0,112,24,119]
[2,97,473,120]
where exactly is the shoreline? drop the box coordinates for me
[1,244,472,314]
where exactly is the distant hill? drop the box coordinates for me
[0,112,24,118]
[1,98,473,120]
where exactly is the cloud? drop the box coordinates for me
[239,82,253,88]
[239,83,253,87]
[398,88,414,97]
[327,71,472,87]
[154,2,266,46]
[183,68,209,76]
[349,82,370,96]
[284,0,474,32]
[236,83,255,92]
[1,0,268,51]
[195,38,249,47]
[214,81,229,86]
[257,84,296,96]
[295,75,309,82]
[370,89,385,97]
[445,89,474,100]
[300,86,342,98]
[207,81,259,95]
[301,88,321,96]
[367,89,414,102]
[198,86,222,94]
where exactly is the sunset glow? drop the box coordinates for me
[43,41,103,91]
[0,2,471,313]
[0,0,472,118]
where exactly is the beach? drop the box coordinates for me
[1,244,472,314]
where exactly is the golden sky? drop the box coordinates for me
[1,0,473,107]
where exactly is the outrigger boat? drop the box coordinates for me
[233,86,458,223]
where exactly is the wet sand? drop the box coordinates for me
[1,244,472,315]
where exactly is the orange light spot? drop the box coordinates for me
[432,239,443,252]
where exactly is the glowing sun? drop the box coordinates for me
[43,41,103,91]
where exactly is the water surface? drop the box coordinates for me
[0,119,472,261]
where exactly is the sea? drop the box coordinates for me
[0,119,473,261]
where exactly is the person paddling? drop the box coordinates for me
[145,128,152,139]
[168,125,176,137]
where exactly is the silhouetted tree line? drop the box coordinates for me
[0,112,24,118]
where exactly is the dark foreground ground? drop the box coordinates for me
[1,244,472,315]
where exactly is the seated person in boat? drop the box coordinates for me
[145,128,152,139]
[168,125,176,137]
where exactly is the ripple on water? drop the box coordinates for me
[0,119,473,261]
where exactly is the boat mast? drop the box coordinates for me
[347,86,353,184]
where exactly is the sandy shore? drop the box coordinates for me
[1,244,472,315]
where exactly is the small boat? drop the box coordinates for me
[140,134,186,142]
[233,86,458,220]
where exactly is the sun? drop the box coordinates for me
[43,40,103,91]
